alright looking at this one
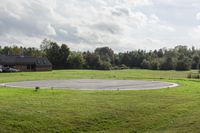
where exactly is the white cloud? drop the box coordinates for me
[46,24,56,36]
[0,0,198,51]
[132,0,153,7]
[149,14,160,24]
[189,25,200,40]
[197,12,200,20]
[160,25,175,32]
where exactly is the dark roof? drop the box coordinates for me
[0,55,52,67]
[35,57,52,67]
[0,55,16,65]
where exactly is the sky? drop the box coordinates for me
[0,0,200,52]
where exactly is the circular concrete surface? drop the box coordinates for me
[0,79,178,90]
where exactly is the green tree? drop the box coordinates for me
[95,47,115,65]
[160,57,175,70]
[84,52,102,69]
[150,60,160,70]
[40,39,70,69]
[59,44,70,68]
[68,52,85,69]
[99,61,112,70]
[141,59,150,69]
[40,40,61,69]
[192,55,200,69]
[176,57,192,71]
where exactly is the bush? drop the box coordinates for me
[112,64,129,70]
[176,57,191,71]
[141,59,150,69]
[150,60,160,70]
[99,61,112,70]
[68,52,85,69]
[119,64,129,69]
[160,57,176,70]
[187,73,200,79]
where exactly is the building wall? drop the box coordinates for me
[3,64,52,72]
[16,65,52,72]
[36,66,52,71]
[14,65,32,72]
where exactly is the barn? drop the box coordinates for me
[0,55,52,72]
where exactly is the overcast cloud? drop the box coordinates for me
[0,0,200,52]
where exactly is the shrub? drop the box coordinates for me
[160,57,176,70]
[99,61,112,70]
[187,73,200,79]
[176,57,191,71]
[141,59,150,69]
[112,64,129,70]
[150,60,160,70]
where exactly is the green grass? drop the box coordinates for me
[0,69,194,83]
[1,69,200,133]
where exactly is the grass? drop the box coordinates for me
[0,69,194,83]
[0,69,200,133]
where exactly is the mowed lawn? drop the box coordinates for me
[1,70,200,133]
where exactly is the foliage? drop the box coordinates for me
[95,47,114,64]
[141,59,150,69]
[112,64,129,70]
[40,39,70,69]
[150,60,160,70]
[83,52,102,69]
[187,72,200,79]
[99,61,112,70]
[192,55,200,69]
[0,46,42,57]
[67,52,85,69]
[176,56,192,71]
[1,40,200,71]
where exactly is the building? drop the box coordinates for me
[0,55,52,72]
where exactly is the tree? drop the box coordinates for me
[10,46,22,55]
[95,47,115,65]
[68,52,85,69]
[47,42,60,69]
[2,40,200,71]
[141,59,150,69]
[40,39,51,54]
[150,60,160,70]
[192,55,200,69]
[119,52,132,67]
[160,57,175,70]
[59,44,70,68]
[176,57,192,71]
[99,61,112,70]
[157,49,164,58]
[84,52,102,69]
[40,39,70,69]
[40,39,63,69]
[0,46,2,54]
[23,47,42,57]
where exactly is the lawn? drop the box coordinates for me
[1,70,200,133]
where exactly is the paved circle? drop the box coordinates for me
[1,79,178,90]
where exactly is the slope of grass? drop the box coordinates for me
[0,69,200,133]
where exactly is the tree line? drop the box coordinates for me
[1,39,200,71]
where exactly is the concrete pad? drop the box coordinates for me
[0,79,178,90]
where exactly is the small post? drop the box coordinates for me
[35,86,40,92]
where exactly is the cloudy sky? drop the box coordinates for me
[0,0,200,52]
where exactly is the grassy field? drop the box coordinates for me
[1,70,200,133]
